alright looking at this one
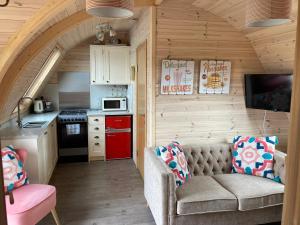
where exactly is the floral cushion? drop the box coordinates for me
[1,146,29,192]
[232,136,278,181]
[156,142,190,187]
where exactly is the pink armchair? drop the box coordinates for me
[5,149,61,225]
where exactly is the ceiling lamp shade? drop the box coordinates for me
[246,0,292,27]
[86,0,134,18]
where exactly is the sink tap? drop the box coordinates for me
[17,97,33,128]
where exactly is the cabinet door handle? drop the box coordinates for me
[95,143,100,146]
[94,127,99,131]
[94,136,99,139]
[94,119,99,122]
[44,131,48,135]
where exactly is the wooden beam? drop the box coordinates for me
[0,0,76,84]
[134,0,154,7]
[0,11,91,112]
[133,0,164,7]
[282,0,300,224]
[155,0,164,5]
[0,155,7,225]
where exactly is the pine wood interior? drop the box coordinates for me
[0,0,300,224]
[136,41,147,178]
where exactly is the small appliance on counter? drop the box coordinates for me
[33,98,45,113]
[44,101,54,112]
[102,97,127,111]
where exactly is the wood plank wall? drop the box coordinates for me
[57,34,129,73]
[155,0,290,151]
[192,0,298,73]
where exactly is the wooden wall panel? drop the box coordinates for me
[155,0,290,151]
[192,0,298,73]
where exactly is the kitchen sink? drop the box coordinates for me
[23,121,47,128]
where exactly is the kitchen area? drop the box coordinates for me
[0,42,136,184]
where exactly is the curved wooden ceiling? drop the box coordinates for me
[192,0,298,73]
[0,0,297,122]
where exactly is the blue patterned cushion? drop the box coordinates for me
[232,136,279,181]
[156,142,190,187]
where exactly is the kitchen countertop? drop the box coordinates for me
[87,110,133,116]
[0,110,133,140]
[0,111,59,140]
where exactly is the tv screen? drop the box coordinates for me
[244,74,292,112]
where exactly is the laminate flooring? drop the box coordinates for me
[38,160,155,225]
[38,159,281,225]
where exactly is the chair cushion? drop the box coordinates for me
[213,174,284,211]
[176,176,237,215]
[6,184,56,214]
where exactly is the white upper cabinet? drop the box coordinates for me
[90,45,131,85]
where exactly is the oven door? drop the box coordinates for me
[58,121,88,157]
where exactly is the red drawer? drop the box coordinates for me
[105,116,131,129]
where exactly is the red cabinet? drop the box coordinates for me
[105,115,132,160]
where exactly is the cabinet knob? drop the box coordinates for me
[94,136,99,139]
[44,131,48,135]
[93,81,95,83]
[94,127,99,131]
[94,119,99,122]
[95,143,100,146]
[107,81,109,83]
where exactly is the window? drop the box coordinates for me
[12,47,62,113]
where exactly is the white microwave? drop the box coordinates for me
[102,97,127,111]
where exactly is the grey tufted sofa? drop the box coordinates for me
[144,144,286,225]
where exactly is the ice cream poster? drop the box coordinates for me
[199,60,231,94]
[161,60,194,95]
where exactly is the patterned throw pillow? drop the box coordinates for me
[156,142,190,187]
[232,136,278,180]
[1,146,29,192]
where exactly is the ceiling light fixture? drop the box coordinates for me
[246,0,292,27]
[86,0,134,18]
[0,0,9,7]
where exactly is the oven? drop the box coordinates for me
[57,110,88,163]
[102,97,127,111]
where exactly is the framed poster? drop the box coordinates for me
[199,60,231,94]
[161,60,194,95]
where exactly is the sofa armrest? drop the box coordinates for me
[144,147,176,225]
[274,150,287,184]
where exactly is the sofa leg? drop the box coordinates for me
[51,208,62,225]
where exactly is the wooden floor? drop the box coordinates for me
[38,159,281,225]
[38,160,155,225]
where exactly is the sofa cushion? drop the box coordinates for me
[232,136,278,180]
[213,174,284,211]
[176,176,237,215]
[156,142,190,187]
[183,144,233,176]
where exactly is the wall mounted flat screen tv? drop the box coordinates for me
[244,74,292,112]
